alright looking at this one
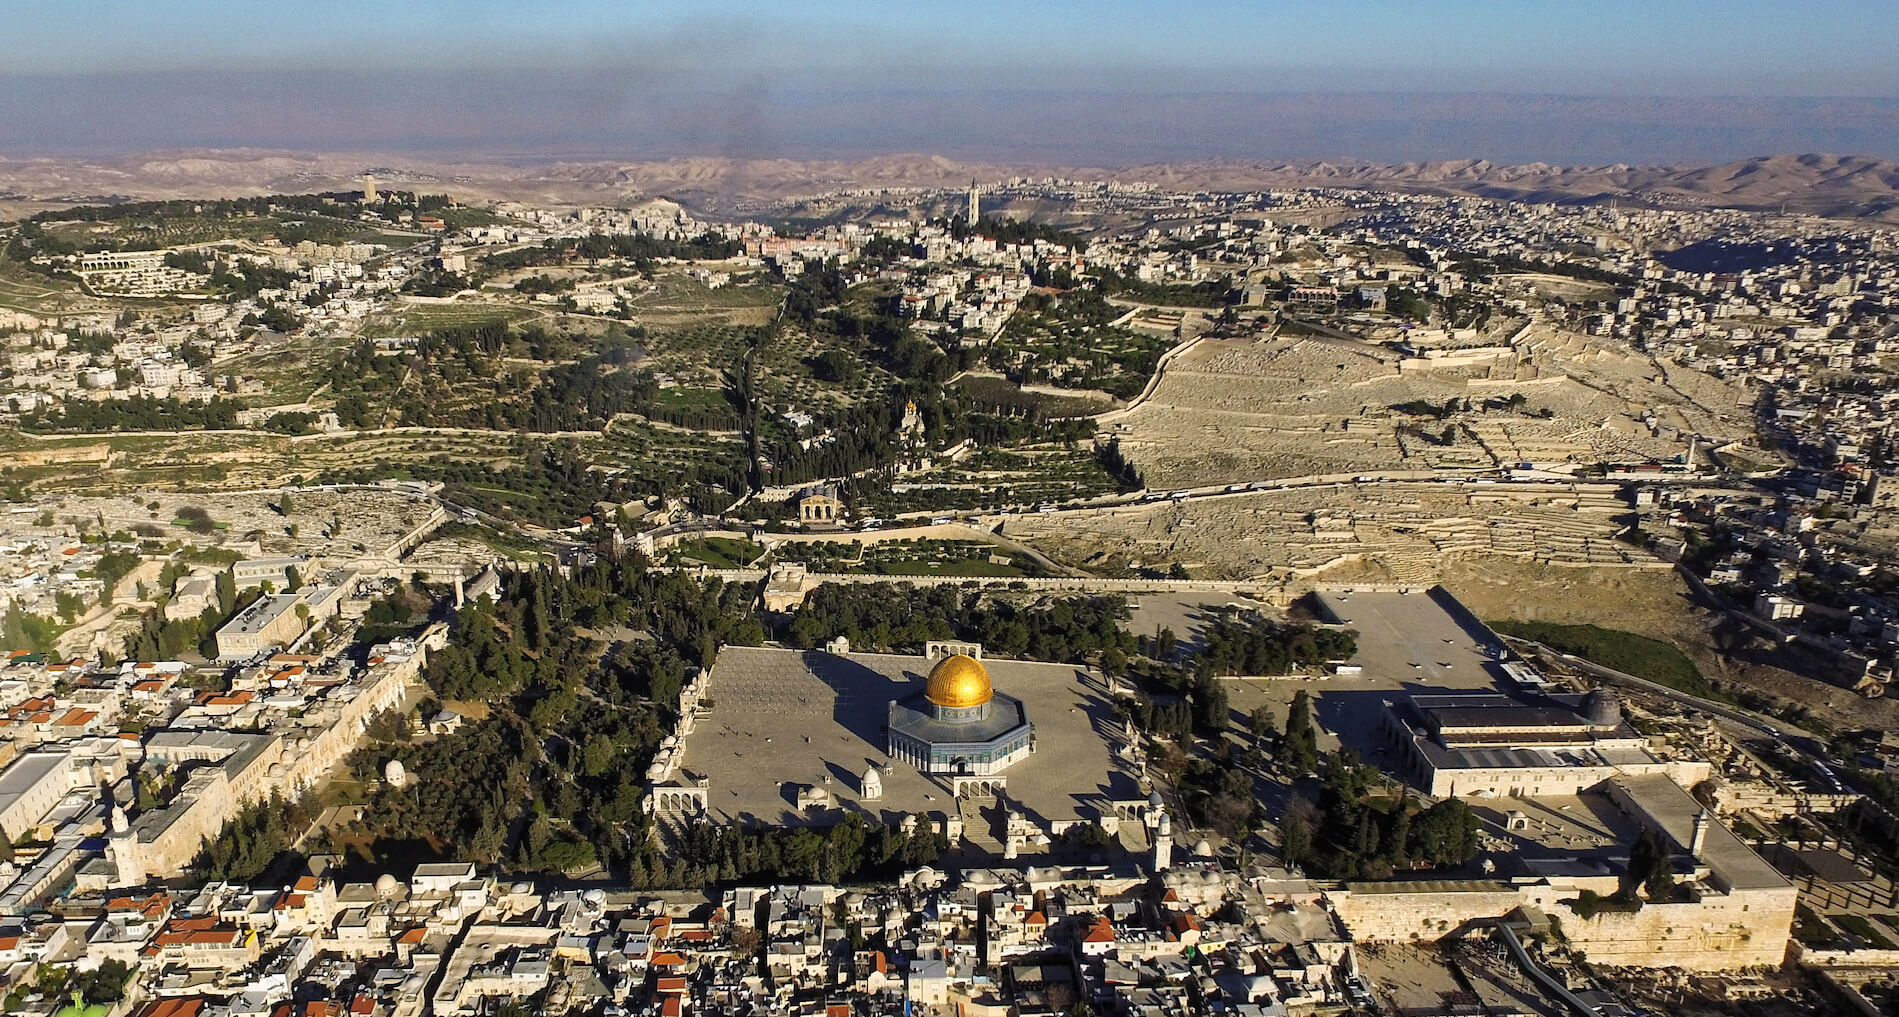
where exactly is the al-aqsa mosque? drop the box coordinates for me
[887,649,1034,775]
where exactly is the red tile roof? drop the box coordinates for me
[137,1000,208,1017]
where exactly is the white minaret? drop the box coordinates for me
[363,173,377,203]
[1152,810,1173,873]
[109,807,142,887]
[1691,808,1711,857]
[967,180,980,223]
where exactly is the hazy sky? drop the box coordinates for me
[3,1,1896,164]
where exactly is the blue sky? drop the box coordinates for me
[2,2,1895,162]
[5,0,1891,94]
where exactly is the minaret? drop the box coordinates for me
[967,180,980,224]
[363,173,377,204]
[1690,808,1711,857]
[108,806,142,887]
[1152,810,1173,873]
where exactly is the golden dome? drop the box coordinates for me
[926,654,993,709]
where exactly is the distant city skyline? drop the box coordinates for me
[3,1,1897,165]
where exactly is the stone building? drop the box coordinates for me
[1382,689,1710,798]
[214,594,309,660]
[887,653,1034,777]
[762,562,814,613]
[796,485,844,524]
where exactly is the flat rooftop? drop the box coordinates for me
[1344,879,1514,895]
[0,751,69,824]
[221,593,303,636]
[678,646,1140,829]
[1610,773,1790,891]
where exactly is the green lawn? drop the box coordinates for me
[1833,912,1897,949]
[1791,905,1836,946]
[649,387,736,413]
[669,537,763,568]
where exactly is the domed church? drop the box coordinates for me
[887,646,1034,775]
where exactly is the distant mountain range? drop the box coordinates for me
[2,150,1896,222]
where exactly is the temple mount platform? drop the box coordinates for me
[665,644,1146,833]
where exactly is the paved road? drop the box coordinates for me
[884,469,1647,527]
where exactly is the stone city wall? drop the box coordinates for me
[1331,880,1795,971]
[274,651,426,797]
[1328,884,1523,942]
[1549,886,1797,970]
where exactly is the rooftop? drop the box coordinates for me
[221,594,304,637]
[1609,773,1790,891]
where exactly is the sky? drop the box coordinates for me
[3,1,1896,165]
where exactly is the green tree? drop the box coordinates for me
[1280,802,1314,867]
[581,734,615,778]
[1412,798,1480,866]
[811,349,861,384]
[1191,673,1229,733]
[1151,626,1177,659]
[1384,795,1414,863]
[1623,827,1677,903]
[1248,705,1277,746]
[1279,690,1319,774]
[55,591,87,623]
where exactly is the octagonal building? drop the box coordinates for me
[887,651,1034,775]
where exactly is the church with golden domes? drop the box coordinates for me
[887,646,1035,776]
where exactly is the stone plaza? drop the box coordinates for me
[664,645,1151,852]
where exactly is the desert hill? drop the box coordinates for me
[2,150,1896,222]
